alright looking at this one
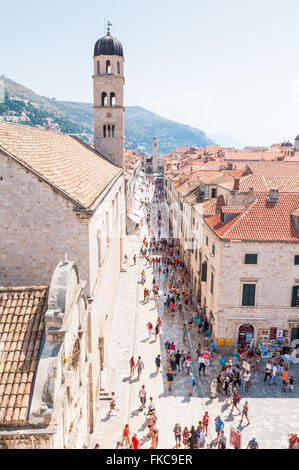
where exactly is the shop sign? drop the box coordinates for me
[269,327,277,340]
[230,427,241,449]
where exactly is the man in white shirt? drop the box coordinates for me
[243,371,251,391]
[269,364,278,385]
[198,354,206,376]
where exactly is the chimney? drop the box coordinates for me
[268,189,279,201]
[233,177,240,191]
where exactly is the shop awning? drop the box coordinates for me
[128,213,141,224]
[132,208,144,217]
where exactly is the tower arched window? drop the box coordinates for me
[103,125,106,138]
[106,60,111,74]
[101,92,108,107]
[117,62,120,74]
[107,124,111,137]
[97,61,100,74]
[110,92,116,107]
[112,125,115,137]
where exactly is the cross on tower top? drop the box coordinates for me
[107,20,112,35]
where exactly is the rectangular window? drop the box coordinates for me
[292,285,299,307]
[245,254,258,264]
[242,284,256,306]
[206,236,208,246]
[211,188,217,198]
[295,255,299,265]
[210,272,214,294]
[201,262,207,282]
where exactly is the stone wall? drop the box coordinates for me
[0,153,89,289]
[201,221,299,347]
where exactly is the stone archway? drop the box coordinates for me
[238,323,254,347]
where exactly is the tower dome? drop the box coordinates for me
[94,30,123,57]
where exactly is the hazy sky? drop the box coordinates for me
[1,0,299,146]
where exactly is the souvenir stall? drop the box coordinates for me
[258,327,289,358]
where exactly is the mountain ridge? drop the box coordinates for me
[0,75,217,154]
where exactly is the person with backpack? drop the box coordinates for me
[188,373,196,397]
[218,430,226,449]
[147,321,153,339]
[231,388,241,414]
[137,356,144,380]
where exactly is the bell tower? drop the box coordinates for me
[93,22,125,168]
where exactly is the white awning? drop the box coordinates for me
[132,201,142,210]
[132,208,144,217]
[128,213,141,223]
[134,194,143,203]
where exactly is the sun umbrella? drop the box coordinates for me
[202,352,211,359]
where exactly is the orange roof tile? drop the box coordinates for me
[246,161,299,177]
[0,121,121,209]
[0,286,48,425]
[205,192,299,241]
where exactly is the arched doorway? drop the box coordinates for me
[238,324,254,347]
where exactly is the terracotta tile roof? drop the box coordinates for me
[0,121,122,209]
[246,161,299,177]
[205,192,299,241]
[239,174,299,192]
[224,150,282,161]
[0,286,48,425]
[202,196,225,216]
[221,205,246,214]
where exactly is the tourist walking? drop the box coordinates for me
[129,356,135,378]
[173,423,182,449]
[155,354,161,374]
[215,416,224,445]
[137,356,144,380]
[188,373,196,397]
[264,361,272,383]
[239,400,250,425]
[202,411,209,436]
[166,368,174,392]
[121,424,131,448]
[108,392,119,415]
[139,385,147,410]
[182,427,190,449]
[247,437,259,449]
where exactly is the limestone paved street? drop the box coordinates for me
[95,184,299,450]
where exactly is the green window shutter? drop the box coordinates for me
[201,262,207,282]
[242,284,256,306]
[294,255,299,265]
[245,254,258,264]
[292,286,299,307]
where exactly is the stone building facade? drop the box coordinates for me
[201,191,299,349]
[0,119,125,420]
[0,261,96,449]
